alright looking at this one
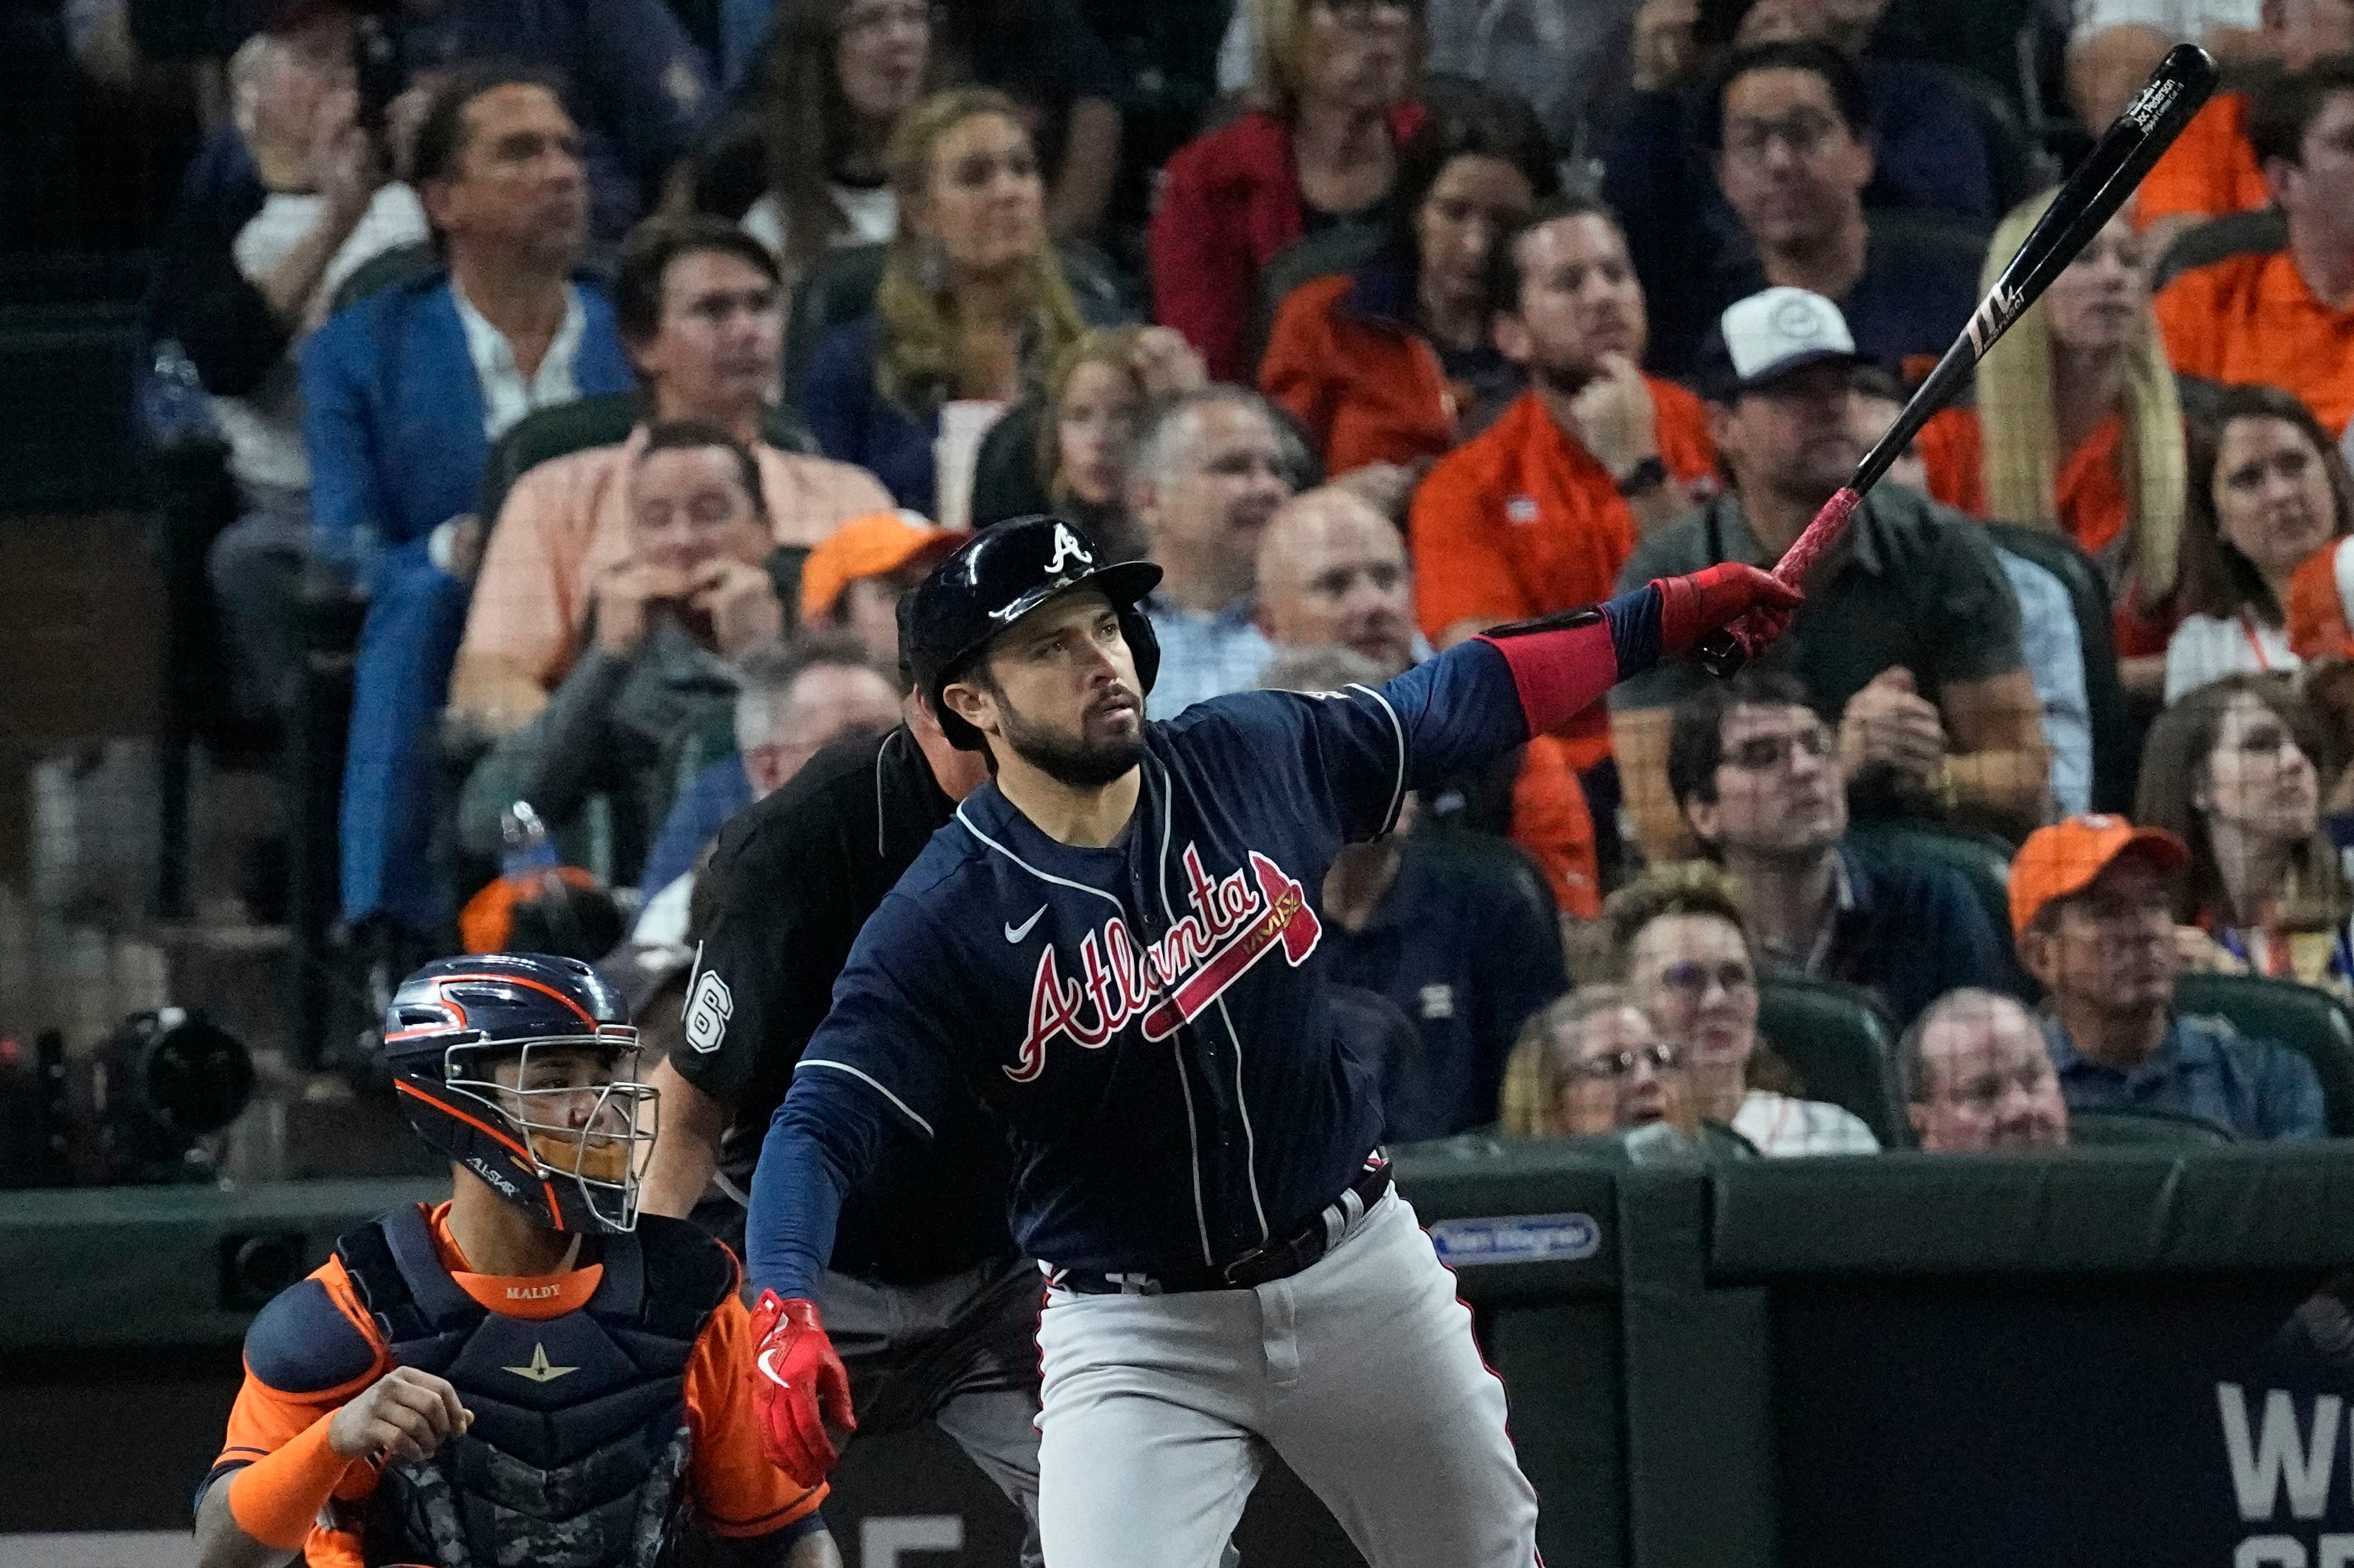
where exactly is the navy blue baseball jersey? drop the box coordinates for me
[746,633,1564,1293]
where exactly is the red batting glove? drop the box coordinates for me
[748,1291,855,1488]
[1654,563,1803,657]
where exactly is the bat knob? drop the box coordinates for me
[1696,629,1748,679]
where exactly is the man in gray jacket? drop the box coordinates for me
[458,420,787,880]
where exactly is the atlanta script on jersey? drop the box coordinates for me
[1014,846,1321,1080]
[753,638,1542,1288]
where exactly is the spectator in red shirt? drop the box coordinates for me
[1915,193,2189,698]
[1408,195,1717,770]
[1150,0,1425,382]
[1258,86,1558,479]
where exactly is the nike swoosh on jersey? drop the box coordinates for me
[1004,906,1047,943]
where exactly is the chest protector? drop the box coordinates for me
[332,1205,734,1568]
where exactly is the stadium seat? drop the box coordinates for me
[1983,521,2141,815]
[1756,976,1907,1149]
[2067,1105,2235,1146]
[476,392,819,527]
[1842,819,2019,974]
[2153,207,2286,292]
[2174,972,2354,1137]
[327,241,443,320]
[970,395,1052,528]
[782,239,1132,402]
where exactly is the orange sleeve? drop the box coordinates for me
[683,1293,828,1538]
[1258,279,1344,464]
[1510,737,1601,918]
[216,1261,388,1473]
[2152,266,2226,382]
[1915,406,1986,516]
[2288,540,2354,660]
[1649,380,1718,488]
[209,1260,386,1568]
[1406,448,1536,641]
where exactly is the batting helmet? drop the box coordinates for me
[381,954,654,1234]
[902,515,1163,751]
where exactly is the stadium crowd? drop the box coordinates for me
[110,0,2354,1171]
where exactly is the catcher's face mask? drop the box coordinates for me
[433,1030,657,1233]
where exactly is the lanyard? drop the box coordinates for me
[2239,611,2279,671]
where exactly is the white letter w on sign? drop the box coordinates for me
[2218,1383,2343,1521]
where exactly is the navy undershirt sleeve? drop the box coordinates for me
[745,1069,902,1300]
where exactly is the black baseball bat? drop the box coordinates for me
[1695,42,2220,677]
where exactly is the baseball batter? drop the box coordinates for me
[740,515,1798,1565]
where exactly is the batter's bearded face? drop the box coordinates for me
[951,590,1146,787]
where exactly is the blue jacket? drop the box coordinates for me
[299,274,635,587]
[1817,845,2024,1030]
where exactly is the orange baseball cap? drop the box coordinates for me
[800,511,962,621]
[2007,814,2189,939]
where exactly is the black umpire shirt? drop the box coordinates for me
[676,725,1014,1284]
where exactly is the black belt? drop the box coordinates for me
[1049,1154,1393,1296]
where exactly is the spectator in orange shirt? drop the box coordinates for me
[455,217,891,736]
[1258,87,1557,480]
[1408,195,1716,775]
[2130,0,2354,236]
[2155,56,2354,436]
[1917,193,2189,697]
[1255,484,1601,914]
[193,954,833,1568]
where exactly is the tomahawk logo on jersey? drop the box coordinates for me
[767,642,1545,1287]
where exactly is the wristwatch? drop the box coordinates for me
[1615,456,1669,498]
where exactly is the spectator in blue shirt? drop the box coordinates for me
[2012,814,2328,1141]
[1606,37,1984,376]
[382,0,717,241]
[1261,644,1568,1143]
[1129,387,1300,717]
[1668,666,2020,1028]
[304,64,634,945]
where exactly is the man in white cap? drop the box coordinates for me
[1607,286,2050,860]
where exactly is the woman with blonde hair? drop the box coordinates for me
[801,88,1116,515]
[1151,0,1426,383]
[1499,987,1698,1140]
[2135,671,2354,994]
[1916,190,2188,698]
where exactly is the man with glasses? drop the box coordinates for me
[1609,25,1990,376]
[1663,667,2017,1029]
[2012,816,2326,1140]
[1609,287,2049,859]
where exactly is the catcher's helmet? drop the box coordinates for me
[901,515,1163,751]
[381,954,654,1233]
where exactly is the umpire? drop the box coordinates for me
[636,608,1043,1560]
